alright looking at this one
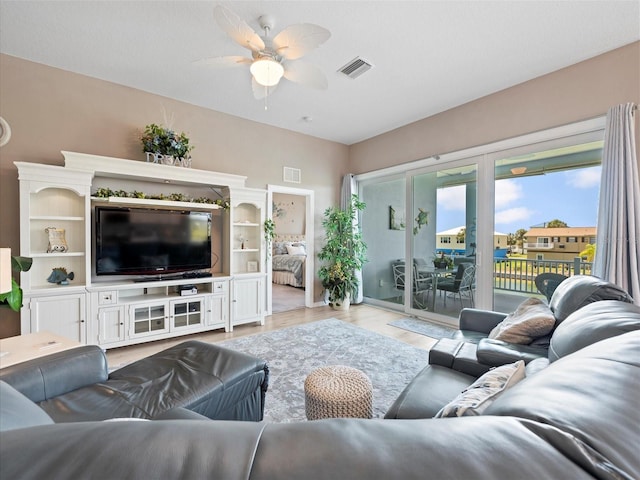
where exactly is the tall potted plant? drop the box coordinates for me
[318,195,367,309]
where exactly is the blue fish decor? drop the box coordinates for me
[47,267,74,285]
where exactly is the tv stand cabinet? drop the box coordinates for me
[16,152,266,349]
[89,276,229,348]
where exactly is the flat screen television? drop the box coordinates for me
[95,206,212,277]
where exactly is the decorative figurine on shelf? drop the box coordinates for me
[47,267,74,285]
[45,227,68,253]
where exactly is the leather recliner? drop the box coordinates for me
[385,297,640,419]
[429,275,634,376]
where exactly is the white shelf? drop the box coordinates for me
[26,284,87,294]
[29,252,85,258]
[233,248,259,253]
[91,196,221,210]
[30,216,84,221]
[233,222,259,227]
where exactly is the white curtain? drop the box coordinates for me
[593,103,640,304]
[341,174,363,303]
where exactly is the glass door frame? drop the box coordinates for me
[355,116,606,324]
[405,155,489,325]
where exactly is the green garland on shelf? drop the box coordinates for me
[93,188,230,209]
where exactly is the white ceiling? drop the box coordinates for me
[1,1,639,145]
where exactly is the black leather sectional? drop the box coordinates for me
[0,340,269,422]
[1,276,639,479]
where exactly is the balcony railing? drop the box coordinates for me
[524,242,554,249]
[493,257,592,294]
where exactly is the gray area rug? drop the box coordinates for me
[388,317,458,339]
[219,319,429,423]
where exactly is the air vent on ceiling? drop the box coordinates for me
[338,57,373,79]
[283,166,301,184]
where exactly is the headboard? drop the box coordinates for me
[274,234,306,243]
[272,234,306,255]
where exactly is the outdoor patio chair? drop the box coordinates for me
[437,262,476,307]
[392,261,432,309]
[535,273,569,302]
[392,261,406,302]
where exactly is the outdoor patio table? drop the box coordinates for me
[417,266,455,311]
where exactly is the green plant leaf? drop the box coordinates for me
[11,256,32,272]
[0,279,23,311]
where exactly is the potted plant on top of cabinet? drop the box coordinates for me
[318,195,367,310]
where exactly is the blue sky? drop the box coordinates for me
[437,166,601,234]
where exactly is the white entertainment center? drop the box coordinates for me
[16,152,267,349]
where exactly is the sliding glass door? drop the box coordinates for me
[360,175,406,307]
[358,119,605,325]
[359,161,480,325]
[409,162,478,323]
[491,133,604,311]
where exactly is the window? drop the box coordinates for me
[537,237,550,246]
[493,130,603,312]
[442,237,451,244]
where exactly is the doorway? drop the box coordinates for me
[267,185,315,314]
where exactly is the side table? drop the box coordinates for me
[0,331,82,369]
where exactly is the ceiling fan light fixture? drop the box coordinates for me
[250,58,284,87]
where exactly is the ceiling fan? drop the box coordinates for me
[197,5,331,100]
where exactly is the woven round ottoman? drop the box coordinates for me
[304,365,373,420]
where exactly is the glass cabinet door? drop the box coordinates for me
[130,303,168,337]
[171,298,203,329]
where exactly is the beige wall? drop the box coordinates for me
[348,42,640,173]
[0,54,348,334]
[272,193,306,235]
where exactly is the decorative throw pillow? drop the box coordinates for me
[488,297,555,344]
[434,360,526,418]
[286,244,306,255]
[273,241,290,255]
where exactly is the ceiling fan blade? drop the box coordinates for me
[213,5,265,52]
[283,61,328,90]
[273,24,331,60]
[194,56,252,68]
[252,77,279,99]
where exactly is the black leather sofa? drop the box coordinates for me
[2,291,640,479]
[429,275,633,376]
[386,298,640,419]
[0,340,269,422]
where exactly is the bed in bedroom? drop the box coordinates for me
[271,234,306,288]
